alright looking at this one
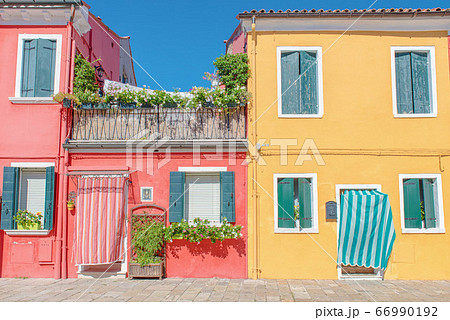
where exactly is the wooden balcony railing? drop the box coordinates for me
[70,106,247,141]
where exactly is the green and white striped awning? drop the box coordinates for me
[338,190,396,270]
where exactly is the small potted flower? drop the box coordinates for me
[136,87,154,108]
[14,210,42,230]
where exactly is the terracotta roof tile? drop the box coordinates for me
[238,8,450,18]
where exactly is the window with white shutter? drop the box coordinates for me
[185,173,221,223]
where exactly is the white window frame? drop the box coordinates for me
[273,173,319,234]
[4,162,55,236]
[10,34,62,104]
[335,184,383,280]
[277,46,324,118]
[178,167,227,225]
[398,174,445,234]
[391,46,438,118]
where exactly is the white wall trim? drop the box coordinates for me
[178,167,228,172]
[241,17,450,33]
[14,34,63,99]
[277,46,324,118]
[391,46,438,118]
[335,184,383,280]
[11,162,55,168]
[398,174,445,234]
[273,173,319,234]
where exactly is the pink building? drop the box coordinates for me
[0,1,135,279]
[0,1,247,279]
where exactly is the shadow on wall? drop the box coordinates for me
[168,238,246,260]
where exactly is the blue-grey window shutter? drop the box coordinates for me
[35,39,56,97]
[44,166,55,230]
[298,178,313,228]
[403,178,422,229]
[423,179,437,229]
[277,178,295,228]
[281,51,301,114]
[220,171,235,223]
[1,167,19,230]
[169,172,185,222]
[395,52,414,114]
[299,51,318,114]
[21,39,37,97]
[411,52,431,114]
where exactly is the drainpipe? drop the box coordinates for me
[61,12,77,279]
[55,5,75,279]
[250,16,260,280]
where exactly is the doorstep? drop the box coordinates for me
[77,271,127,279]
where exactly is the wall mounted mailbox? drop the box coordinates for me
[326,201,337,219]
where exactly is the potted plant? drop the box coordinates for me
[136,88,154,108]
[52,92,80,108]
[129,217,165,279]
[117,88,137,109]
[13,210,42,230]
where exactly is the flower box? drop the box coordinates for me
[128,262,164,280]
[140,104,156,109]
[80,103,94,110]
[62,98,72,108]
[119,102,136,109]
[17,222,41,230]
[94,102,110,109]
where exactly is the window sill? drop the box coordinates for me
[9,97,58,104]
[401,228,445,234]
[394,113,437,118]
[278,114,323,119]
[275,228,319,234]
[4,230,50,236]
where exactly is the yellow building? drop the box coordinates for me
[227,8,450,280]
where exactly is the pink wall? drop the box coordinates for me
[226,24,247,54]
[66,152,248,279]
[74,15,121,82]
[0,19,124,278]
[0,25,69,278]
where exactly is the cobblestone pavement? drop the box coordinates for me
[0,278,448,302]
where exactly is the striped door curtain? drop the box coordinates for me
[338,190,396,270]
[75,176,126,265]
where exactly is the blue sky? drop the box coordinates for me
[89,0,449,91]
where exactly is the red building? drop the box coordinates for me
[0,1,135,279]
[0,1,248,279]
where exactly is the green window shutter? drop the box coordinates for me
[411,52,431,114]
[44,166,55,230]
[395,52,414,114]
[21,39,37,97]
[1,167,19,230]
[169,172,185,223]
[220,172,235,223]
[299,51,318,114]
[403,178,422,229]
[423,179,437,229]
[277,178,295,228]
[35,39,56,97]
[298,178,313,228]
[281,51,301,114]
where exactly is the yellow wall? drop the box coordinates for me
[247,30,450,280]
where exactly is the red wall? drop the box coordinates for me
[67,152,248,279]
[0,20,124,278]
[0,25,69,278]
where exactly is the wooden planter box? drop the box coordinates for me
[128,262,164,280]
